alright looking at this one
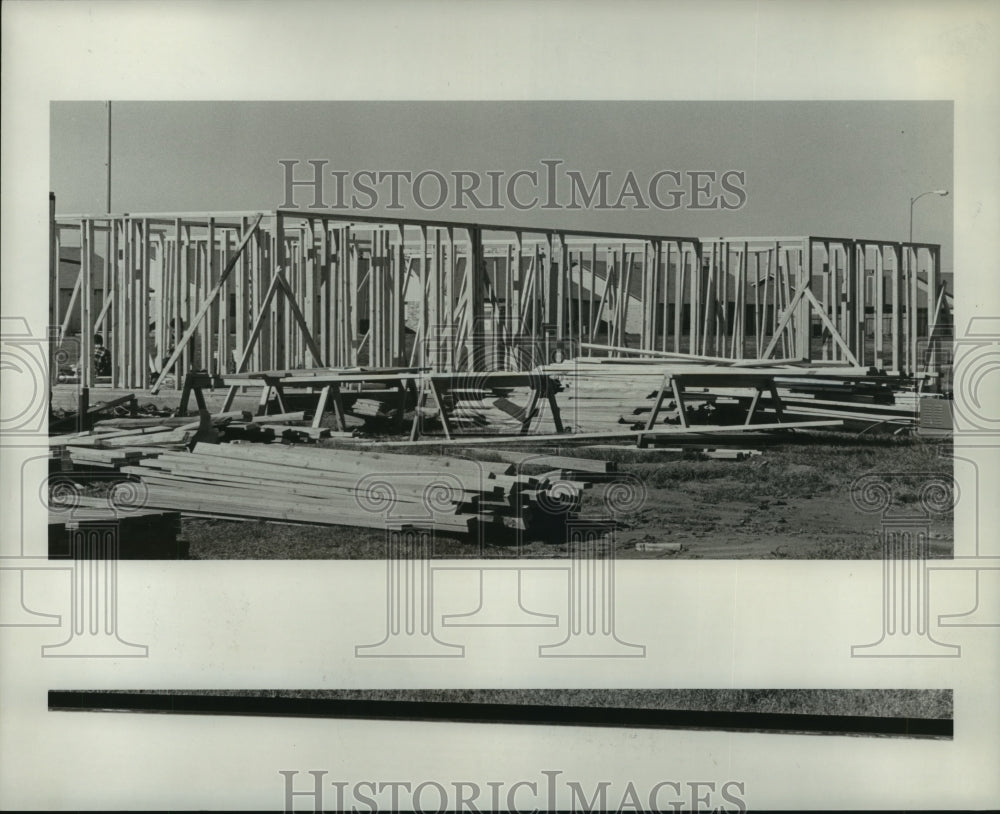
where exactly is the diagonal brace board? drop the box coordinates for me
[760,280,858,366]
[220,267,326,411]
[151,214,263,393]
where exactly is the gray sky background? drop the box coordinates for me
[51,100,953,268]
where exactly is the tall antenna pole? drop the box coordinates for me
[106,101,112,213]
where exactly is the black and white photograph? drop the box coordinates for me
[44,99,955,562]
[2,2,999,812]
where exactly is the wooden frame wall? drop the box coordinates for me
[51,208,947,386]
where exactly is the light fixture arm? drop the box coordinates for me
[908,189,948,243]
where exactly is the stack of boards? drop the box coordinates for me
[545,358,916,432]
[122,443,587,538]
[48,494,185,559]
[49,410,353,470]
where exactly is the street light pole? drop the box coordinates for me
[908,189,948,243]
[105,99,111,215]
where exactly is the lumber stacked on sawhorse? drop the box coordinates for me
[121,443,585,539]
[545,357,915,435]
[209,367,425,430]
[409,371,565,441]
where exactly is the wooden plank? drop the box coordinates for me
[471,449,613,474]
[376,419,843,446]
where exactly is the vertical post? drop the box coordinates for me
[641,240,652,350]
[891,244,902,372]
[926,245,939,379]
[874,245,885,369]
[420,226,430,370]
[155,232,166,376]
[701,244,714,356]
[110,220,120,387]
[909,245,920,374]
[139,219,149,385]
[798,238,812,360]
[237,221,248,371]
[48,194,58,332]
[822,245,833,361]
[469,226,486,368]
[660,242,669,353]
[504,240,515,349]
[105,101,112,214]
[617,242,628,348]
[690,243,701,355]
[329,225,341,367]
[855,242,866,366]
[368,229,378,367]
[428,227,439,370]
[442,227,453,370]
[588,242,596,347]
[555,232,565,341]
[80,219,93,387]
[219,229,232,374]
[175,222,186,383]
[394,225,405,366]
[274,211,286,369]
[673,245,684,353]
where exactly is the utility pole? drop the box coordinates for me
[106,101,112,213]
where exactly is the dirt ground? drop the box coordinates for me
[180,434,954,560]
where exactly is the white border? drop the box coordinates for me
[3,1,998,810]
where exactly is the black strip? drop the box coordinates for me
[47,691,952,739]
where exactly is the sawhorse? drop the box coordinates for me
[637,373,785,447]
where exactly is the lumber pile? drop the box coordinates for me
[50,407,356,463]
[51,428,197,469]
[121,443,586,538]
[467,448,615,476]
[56,446,164,470]
[48,393,140,433]
[49,495,186,559]
[545,358,917,433]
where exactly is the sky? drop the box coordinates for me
[50,100,953,268]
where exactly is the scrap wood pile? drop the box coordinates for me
[120,443,588,537]
[48,393,144,434]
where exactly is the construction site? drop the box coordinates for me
[47,203,955,559]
